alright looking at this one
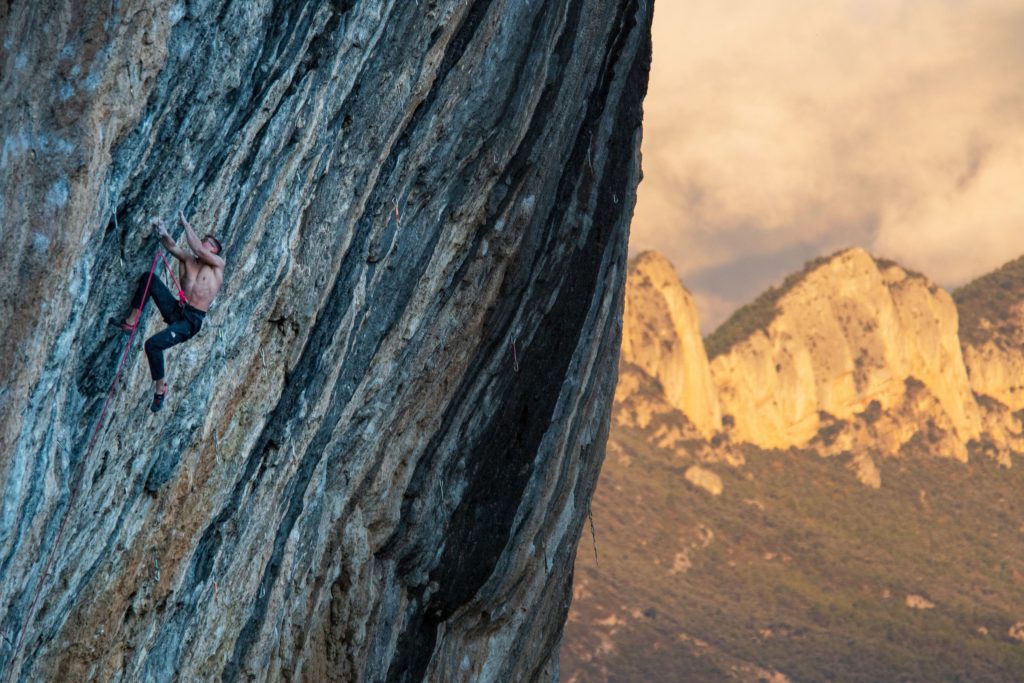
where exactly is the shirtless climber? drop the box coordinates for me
[111,211,225,412]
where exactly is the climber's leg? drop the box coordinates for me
[115,272,179,330]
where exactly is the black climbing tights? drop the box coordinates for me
[129,272,205,381]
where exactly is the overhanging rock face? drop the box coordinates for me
[0,1,651,680]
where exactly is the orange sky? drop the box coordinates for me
[632,0,1024,331]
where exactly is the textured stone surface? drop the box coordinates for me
[965,338,1024,411]
[0,1,651,680]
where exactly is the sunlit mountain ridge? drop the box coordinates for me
[562,248,1024,682]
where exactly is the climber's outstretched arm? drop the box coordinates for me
[153,221,188,262]
[179,212,225,268]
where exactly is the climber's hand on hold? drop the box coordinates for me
[153,221,188,262]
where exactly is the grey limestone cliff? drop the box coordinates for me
[0,0,651,680]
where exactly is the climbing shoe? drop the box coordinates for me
[108,317,134,333]
[150,391,167,413]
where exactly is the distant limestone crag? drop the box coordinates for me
[563,247,1024,681]
[955,255,1024,412]
[620,252,721,438]
[618,248,1024,487]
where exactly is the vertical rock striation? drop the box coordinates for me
[0,1,652,680]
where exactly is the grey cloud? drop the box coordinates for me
[632,0,1024,322]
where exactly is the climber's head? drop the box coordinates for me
[202,234,222,255]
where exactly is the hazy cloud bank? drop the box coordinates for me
[633,0,1024,330]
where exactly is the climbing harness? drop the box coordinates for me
[5,248,163,682]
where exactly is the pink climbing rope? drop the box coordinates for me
[160,252,187,304]
[5,249,162,682]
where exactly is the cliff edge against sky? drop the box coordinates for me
[0,2,652,680]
